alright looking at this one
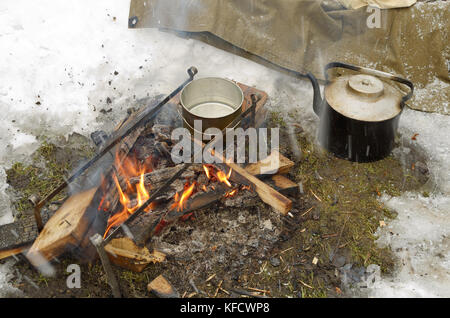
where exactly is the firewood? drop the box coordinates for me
[147,274,180,298]
[129,186,227,246]
[270,175,299,196]
[191,139,292,215]
[28,105,149,264]
[27,188,98,266]
[0,245,29,261]
[223,162,292,215]
[105,237,165,272]
[245,150,294,176]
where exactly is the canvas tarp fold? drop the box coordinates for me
[129,0,449,115]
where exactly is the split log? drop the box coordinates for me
[228,162,292,214]
[27,188,98,267]
[105,237,165,272]
[238,84,268,129]
[245,150,294,176]
[147,274,180,298]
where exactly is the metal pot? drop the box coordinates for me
[306,62,414,162]
[179,77,244,135]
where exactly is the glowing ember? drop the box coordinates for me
[225,188,238,198]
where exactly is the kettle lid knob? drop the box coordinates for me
[348,74,384,98]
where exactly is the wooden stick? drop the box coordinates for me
[230,288,269,298]
[228,162,292,214]
[310,189,322,202]
[300,207,314,217]
[247,287,270,294]
[0,245,29,261]
[214,280,223,298]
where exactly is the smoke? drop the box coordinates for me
[25,250,56,277]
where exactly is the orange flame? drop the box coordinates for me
[203,165,211,179]
[216,168,232,187]
[102,154,154,238]
[102,157,241,238]
[202,165,233,188]
[170,181,197,212]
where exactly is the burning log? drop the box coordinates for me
[128,165,199,186]
[125,167,239,246]
[189,138,292,214]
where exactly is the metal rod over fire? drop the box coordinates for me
[30,67,198,232]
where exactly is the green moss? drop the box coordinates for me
[268,111,287,128]
[120,270,148,284]
[6,138,95,217]
[293,133,425,276]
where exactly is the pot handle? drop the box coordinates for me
[324,62,414,106]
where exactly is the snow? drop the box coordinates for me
[0,260,19,297]
[363,109,450,297]
[0,0,448,297]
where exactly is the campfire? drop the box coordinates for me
[6,68,298,298]
[101,149,243,239]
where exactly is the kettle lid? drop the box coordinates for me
[324,74,403,122]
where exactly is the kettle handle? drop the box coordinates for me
[324,62,414,106]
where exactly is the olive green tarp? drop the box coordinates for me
[129,0,449,115]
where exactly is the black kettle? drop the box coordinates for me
[306,62,414,162]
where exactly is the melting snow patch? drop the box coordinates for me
[361,109,450,298]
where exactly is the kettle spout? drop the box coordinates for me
[306,73,323,116]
